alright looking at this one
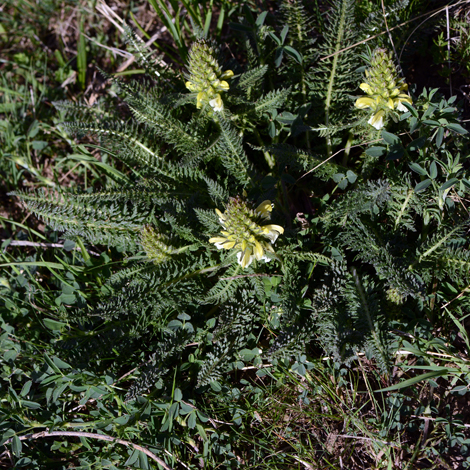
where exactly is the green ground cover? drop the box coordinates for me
[2,1,470,468]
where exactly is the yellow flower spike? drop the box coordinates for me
[355,48,413,129]
[224,241,236,249]
[209,197,284,269]
[185,40,233,114]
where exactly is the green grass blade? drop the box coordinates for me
[376,370,451,392]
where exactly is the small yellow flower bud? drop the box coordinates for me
[141,226,174,264]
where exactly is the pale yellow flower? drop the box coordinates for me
[368,109,385,130]
[185,40,234,113]
[209,198,284,268]
[355,49,412,130]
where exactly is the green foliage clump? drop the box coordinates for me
[4,0,470,468]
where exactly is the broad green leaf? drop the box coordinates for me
[114,415,130,425]
[414,179,432,193]
[169,401,179,419]
[196,423,208,440]
[365,146,386,157]
[1,429,15,446]
[12,435,22,457]
[15,457,32,467]
[174,388,183,402]
[255,11,268,26]
[381,130,400,145]
[284,46,303,64]
[44,353,62,373]
[180,402,193,414]
[446,122,468,134]
[440,178,458,191]
[52,356,72,369]
[451,385,469,395]
[124,449,140,466]
[332,173,344,183]
[407,136,427,152]
[188,411,197,429]
[462,178,470,190]
[276,112,296,124]
[269,32,281,46]
[20,400,41,410]
[43,318,67,331]
[401,101,418,117]
[55,293,76,305]
[386,144,404,160]
[3,349,18,362]
[346,170,357,184]
[409,163,427,176]
[19,381,32,397]
[138,450,149,470]
[274,47,284,67]
[63,239,76,251]
[436,126,444,147]
[52,383,68,403]
[280,24,289,44]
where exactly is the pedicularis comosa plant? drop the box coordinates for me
[6,0,470,466]
[11,0,470,393]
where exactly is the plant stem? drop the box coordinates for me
[253,128,275,168]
